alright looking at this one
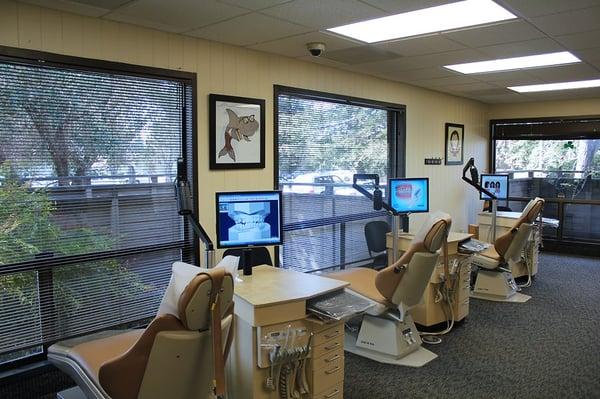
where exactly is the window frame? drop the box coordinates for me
[273,85,406,269]
[0,45,198,371]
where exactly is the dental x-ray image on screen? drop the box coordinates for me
[480,174,509,200]
[389,177,429,214]
[216,191,282,248]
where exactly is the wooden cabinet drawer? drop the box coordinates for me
[312,333,343,359]
[311,354,344,395]
[313,381,343,399]
[313,324,343,347]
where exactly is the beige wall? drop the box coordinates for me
[489,98,600,119]
[0,1,490,259]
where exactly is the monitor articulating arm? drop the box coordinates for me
[462,157,497,201]
[352,174,397,215]
[174,158,215,268]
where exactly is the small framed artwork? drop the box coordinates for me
[444,123,464,165]
[209,94,265,169]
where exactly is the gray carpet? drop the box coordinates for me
[1,252,598,399]
[344,252,600,399]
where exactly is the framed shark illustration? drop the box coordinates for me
[209,94,265,169]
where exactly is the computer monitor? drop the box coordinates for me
[388,177,429,214]
[480,174,509,200]
[215,190,283,249]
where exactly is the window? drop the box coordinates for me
[0,50,196,366]
[275,86,404,272]
[492,117,600,248]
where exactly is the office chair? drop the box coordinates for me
[471,197,544,302]
[48,263,234,399]
[364,220,391,270]
[223,246,273,268]
[328,212,451,366]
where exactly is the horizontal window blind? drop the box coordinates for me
[277,92,393,272]
[492,117,600,140]
[0,59,195,363]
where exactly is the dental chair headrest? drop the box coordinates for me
[494,197,544,258]
[375,211,451,301]
[158,262,234,331]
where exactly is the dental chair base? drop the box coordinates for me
[471,269,531,303]
[344,314,437,367]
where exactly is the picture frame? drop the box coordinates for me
[209,94,265,169]
[444,123,464,165]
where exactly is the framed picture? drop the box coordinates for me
[444,123,464,165]
[209,94,265,169]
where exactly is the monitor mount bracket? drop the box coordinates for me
[462,157,499,241]
[174,158,215,268]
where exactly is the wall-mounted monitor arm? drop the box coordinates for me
[352,173,397,215]
[462,157,497,200]
[174,158,215,268]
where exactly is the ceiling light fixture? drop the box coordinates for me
[508,79,600,93]
[445,51,581,74]
[326,0,516,43]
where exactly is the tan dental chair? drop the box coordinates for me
[328,212,451,367]
[49,263,234,399]
[471,197,544,302]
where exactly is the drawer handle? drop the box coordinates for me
[324,389,340,398]
[324,330,340,339]
[325,354,340,363]
[325,366,341,375]
[324,342,340,351]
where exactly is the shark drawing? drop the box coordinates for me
[218,108,259,162]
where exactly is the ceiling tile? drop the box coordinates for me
[105,0,249,33]
[574,47,600,69]
[296,54,351,69]
[471,70,545,86]
[217,0,292,11]
[383,67,455,81]
[412,75,480,87]
[444,20,545,48]
[322,45,399,65]
[357,0,461,14]
[260,0,385,30]
[376,34,465,57]
[521,86,600,101]
[555,30,600,50]
[501,0,600,18]
[19,0,114,17]
[477,38,565,58]
[530,6,600,36]
[439,82,502,93]
[523,63,600,82]
[248,31,359,58]
[186,13,310,46]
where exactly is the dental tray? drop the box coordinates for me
[307,288,374,322]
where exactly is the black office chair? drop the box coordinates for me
[364,220,391,270]
[223,247,273,269]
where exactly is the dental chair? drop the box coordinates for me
[49,262,234,399]
[328,212,451,367]
[471,197,544,303]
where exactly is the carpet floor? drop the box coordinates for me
[1,252,598,399]
[344,252,600,398]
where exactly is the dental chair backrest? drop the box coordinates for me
[98,265,234,399]
[375,212,452,307]
[494,197,544,263]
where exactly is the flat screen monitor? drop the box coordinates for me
[215,190,283,249]
[480,174,509,200]
[388,177,429,214]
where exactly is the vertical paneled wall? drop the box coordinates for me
[0,0,490,256]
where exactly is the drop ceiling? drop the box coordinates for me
[19,0,600,104]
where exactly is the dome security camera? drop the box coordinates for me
[306,42,326,57]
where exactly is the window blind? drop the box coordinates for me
[492,117,600,140]
[276,92,394,272]
[0,59,195,363]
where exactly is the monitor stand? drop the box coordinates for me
[240,248,253,276]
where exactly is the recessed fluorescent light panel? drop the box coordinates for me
[508,79,600,93]
[326,0,516,43]
[445,52,581,74]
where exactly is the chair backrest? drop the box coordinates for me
[494,197,544,259]
[375,211,452,303]
[364,220,391,255]
[223,246,273,268]
[98,265,234,399]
